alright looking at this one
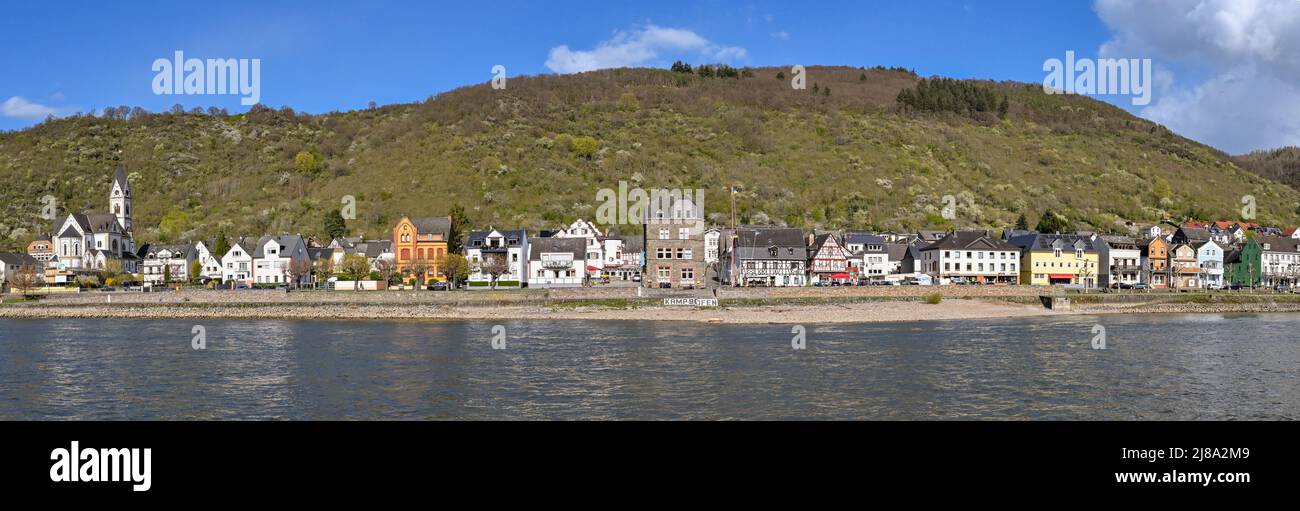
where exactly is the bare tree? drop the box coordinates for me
[478,253,509,289]
[375,258,396,286]
[409,257,432,289]
[288,258,314,289]
[9,263,42,297]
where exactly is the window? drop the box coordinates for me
[679,228,690,240]
[659,228,669,240]
[681,268,694,280]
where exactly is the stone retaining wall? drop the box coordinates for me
[12,285,1290,307]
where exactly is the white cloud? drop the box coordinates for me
[545,25,747,74]
[771,31,790,41]
[1095,0,1300,153]
[1,96,60,119]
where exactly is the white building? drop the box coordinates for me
[252,235,311,287]
[0,253,41,289]
[1256,235,1300,287]
[466,229,528,288]
[721,228,807,287]
[527,236,587,287]
[139,243,192,285]
[808,233,851,284]
[703,227,721,265]
[1096,235,1142,288]
[1195,240,1225,289]
[221,237,255,287]
[327,237,394,272]
[48,164,139,273]
[192,241,224,282]
[845,233,890,281]
[918,231,1021,284]
[600,235,642,282]
[551,219,605,278]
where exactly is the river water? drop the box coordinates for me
[1,314,1297,420]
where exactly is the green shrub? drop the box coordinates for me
[923,292,943,305]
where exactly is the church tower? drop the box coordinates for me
[109,163,133,249]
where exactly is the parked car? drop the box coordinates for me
[428,281,449,291]
[1132,283,1149,290]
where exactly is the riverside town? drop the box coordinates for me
[0,164,1290,297]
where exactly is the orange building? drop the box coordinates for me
[1142,236,1170,288]
[392,216,451,283]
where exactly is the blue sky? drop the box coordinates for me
[2,1,1294,153]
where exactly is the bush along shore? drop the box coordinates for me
[5,288,1300,323]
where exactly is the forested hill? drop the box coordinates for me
[1,65,1296,251]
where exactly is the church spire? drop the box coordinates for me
[109,164,132,236]
[112,163,130,195]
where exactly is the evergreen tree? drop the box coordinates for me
[1014,213,1029,231]
[448,203,467,253]
[323,209,348,241]
[212,230,230,259]
[1035,209,1071,233]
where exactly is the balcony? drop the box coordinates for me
[542,259,573,270]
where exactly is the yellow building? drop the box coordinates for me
[1008,233,1101,287]
[392,216,451,284]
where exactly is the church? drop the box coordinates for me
[47,164,139,278]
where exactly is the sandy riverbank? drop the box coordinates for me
[7,293,1300,323]
[0,299,1065,324]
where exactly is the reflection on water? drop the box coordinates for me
[1,314,1298,420]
